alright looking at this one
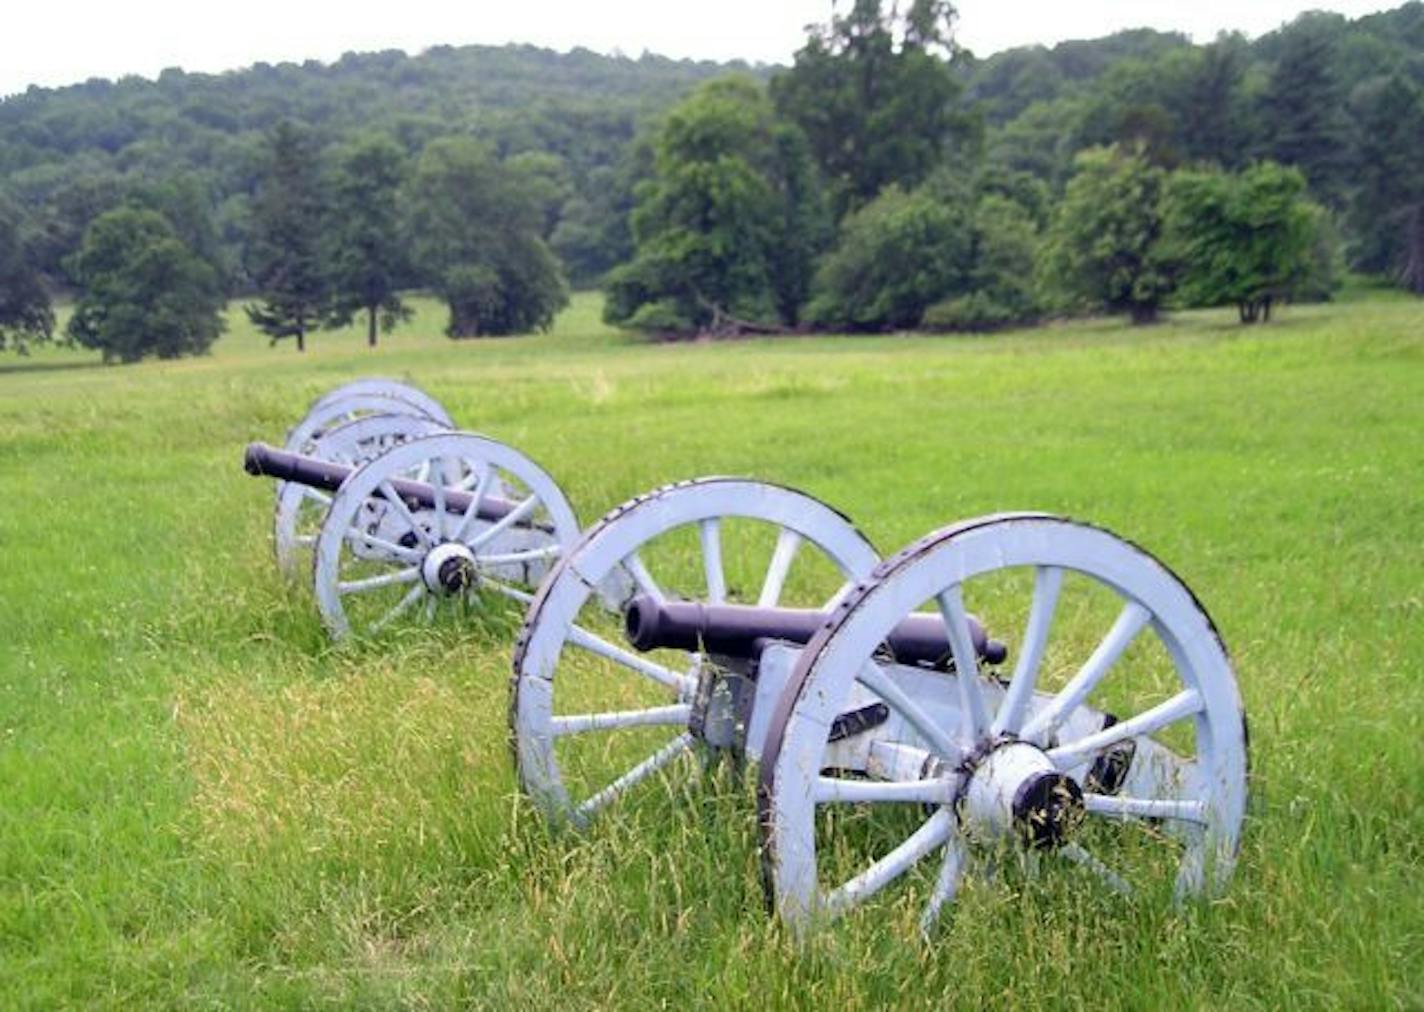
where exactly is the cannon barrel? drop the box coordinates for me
[243,442,527,524]
[624,595,1008,667]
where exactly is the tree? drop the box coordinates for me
[771,0,975,218]
[1258,14,1350,207]
[603,77,827,335]
[245,122,330,352]
[1038,145,1174,324]
[66,207,225,363]
[1166,162,1336,322]
[804,183,973,331]
[324,133,412,346]
[1347,74,1424,293]
[404,137,568,337]
[0,201,54,353]
[924,194,1043,331]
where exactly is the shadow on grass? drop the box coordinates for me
[0,357,107,377]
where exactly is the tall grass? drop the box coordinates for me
[1,291,1420,1007]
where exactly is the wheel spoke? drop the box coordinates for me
[345,526,422,563]
[936,586,990,740]
[476,544,563,567]
[466,495,540,551]
[483,577,534,605]
[757,528,801,607]
[1061,843,1133,895]
[567,623,691,693]
[1047,688,1202,769]
[814,776,956,805]
[919,830,968,933]
[575,732,694,820]
[423,595,437,622]
[378,480,434,548]
[451,462,493,544]
[430,457,448,541]
[700,519,726,604]
[302,487,331,506]
[1084,793,1208,825]
[993,565,1062,736]
[551,704,691,737]
[1021,601,1152,744]
[856,662,966,762]
[338,567,420,595]
[369,584,426,633]
[824,808,954,916]
[623,552,665,603]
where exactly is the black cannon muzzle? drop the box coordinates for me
[624,595,1008,667]
[243,442,529,525]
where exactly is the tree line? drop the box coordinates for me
[605,2,1357,335]
[2,2,1423,358]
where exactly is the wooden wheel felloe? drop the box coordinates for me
[310,378,454,427]
[758,514,1248,932]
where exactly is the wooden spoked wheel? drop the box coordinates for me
[759,514,1248,932]
[311,432,580,640]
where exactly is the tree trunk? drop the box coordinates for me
[1402,205,1424,294]
[1130,303,1158,325]
[296,326,305,352]
[1262,295,1273,322]
[367,305,378,348]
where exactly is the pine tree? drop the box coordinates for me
[245,122,330,352]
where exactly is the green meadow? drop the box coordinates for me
[1,290,1420,1007]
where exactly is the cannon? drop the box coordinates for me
[245,378,598,639]
[270,379,457,577]
[245,431,585,639]
[509,479,1248,933]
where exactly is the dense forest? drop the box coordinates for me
[2,2,1422,357]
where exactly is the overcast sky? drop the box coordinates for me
[0,1,1403,99]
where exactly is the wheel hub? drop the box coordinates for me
[962,741,1084,850]
[421,542,478,595]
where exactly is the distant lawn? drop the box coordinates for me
[1,290,1420,1007]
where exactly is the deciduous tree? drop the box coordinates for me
[66,207,225,362]
[324,133,412,346]
[771,0,975,219]
[804,183,972,331]
[1038,145,1174,324]
[604,77,827,335]
[1166,162,1336,322]
[404,137,567,337]
[0,200,54,353]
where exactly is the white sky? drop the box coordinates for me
[0,1,1403,99]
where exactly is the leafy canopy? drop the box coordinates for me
[771,0,972,219]
[0,200,54,353]
[404,137,568,337]
[1038,145,1174,324]
[1166,161,1335,322]
[66,206,225,363]
[324,133,413,346]
[805,183,972,331]
[604,76,826,335]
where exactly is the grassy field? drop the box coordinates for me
[1,290,1421,1008]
